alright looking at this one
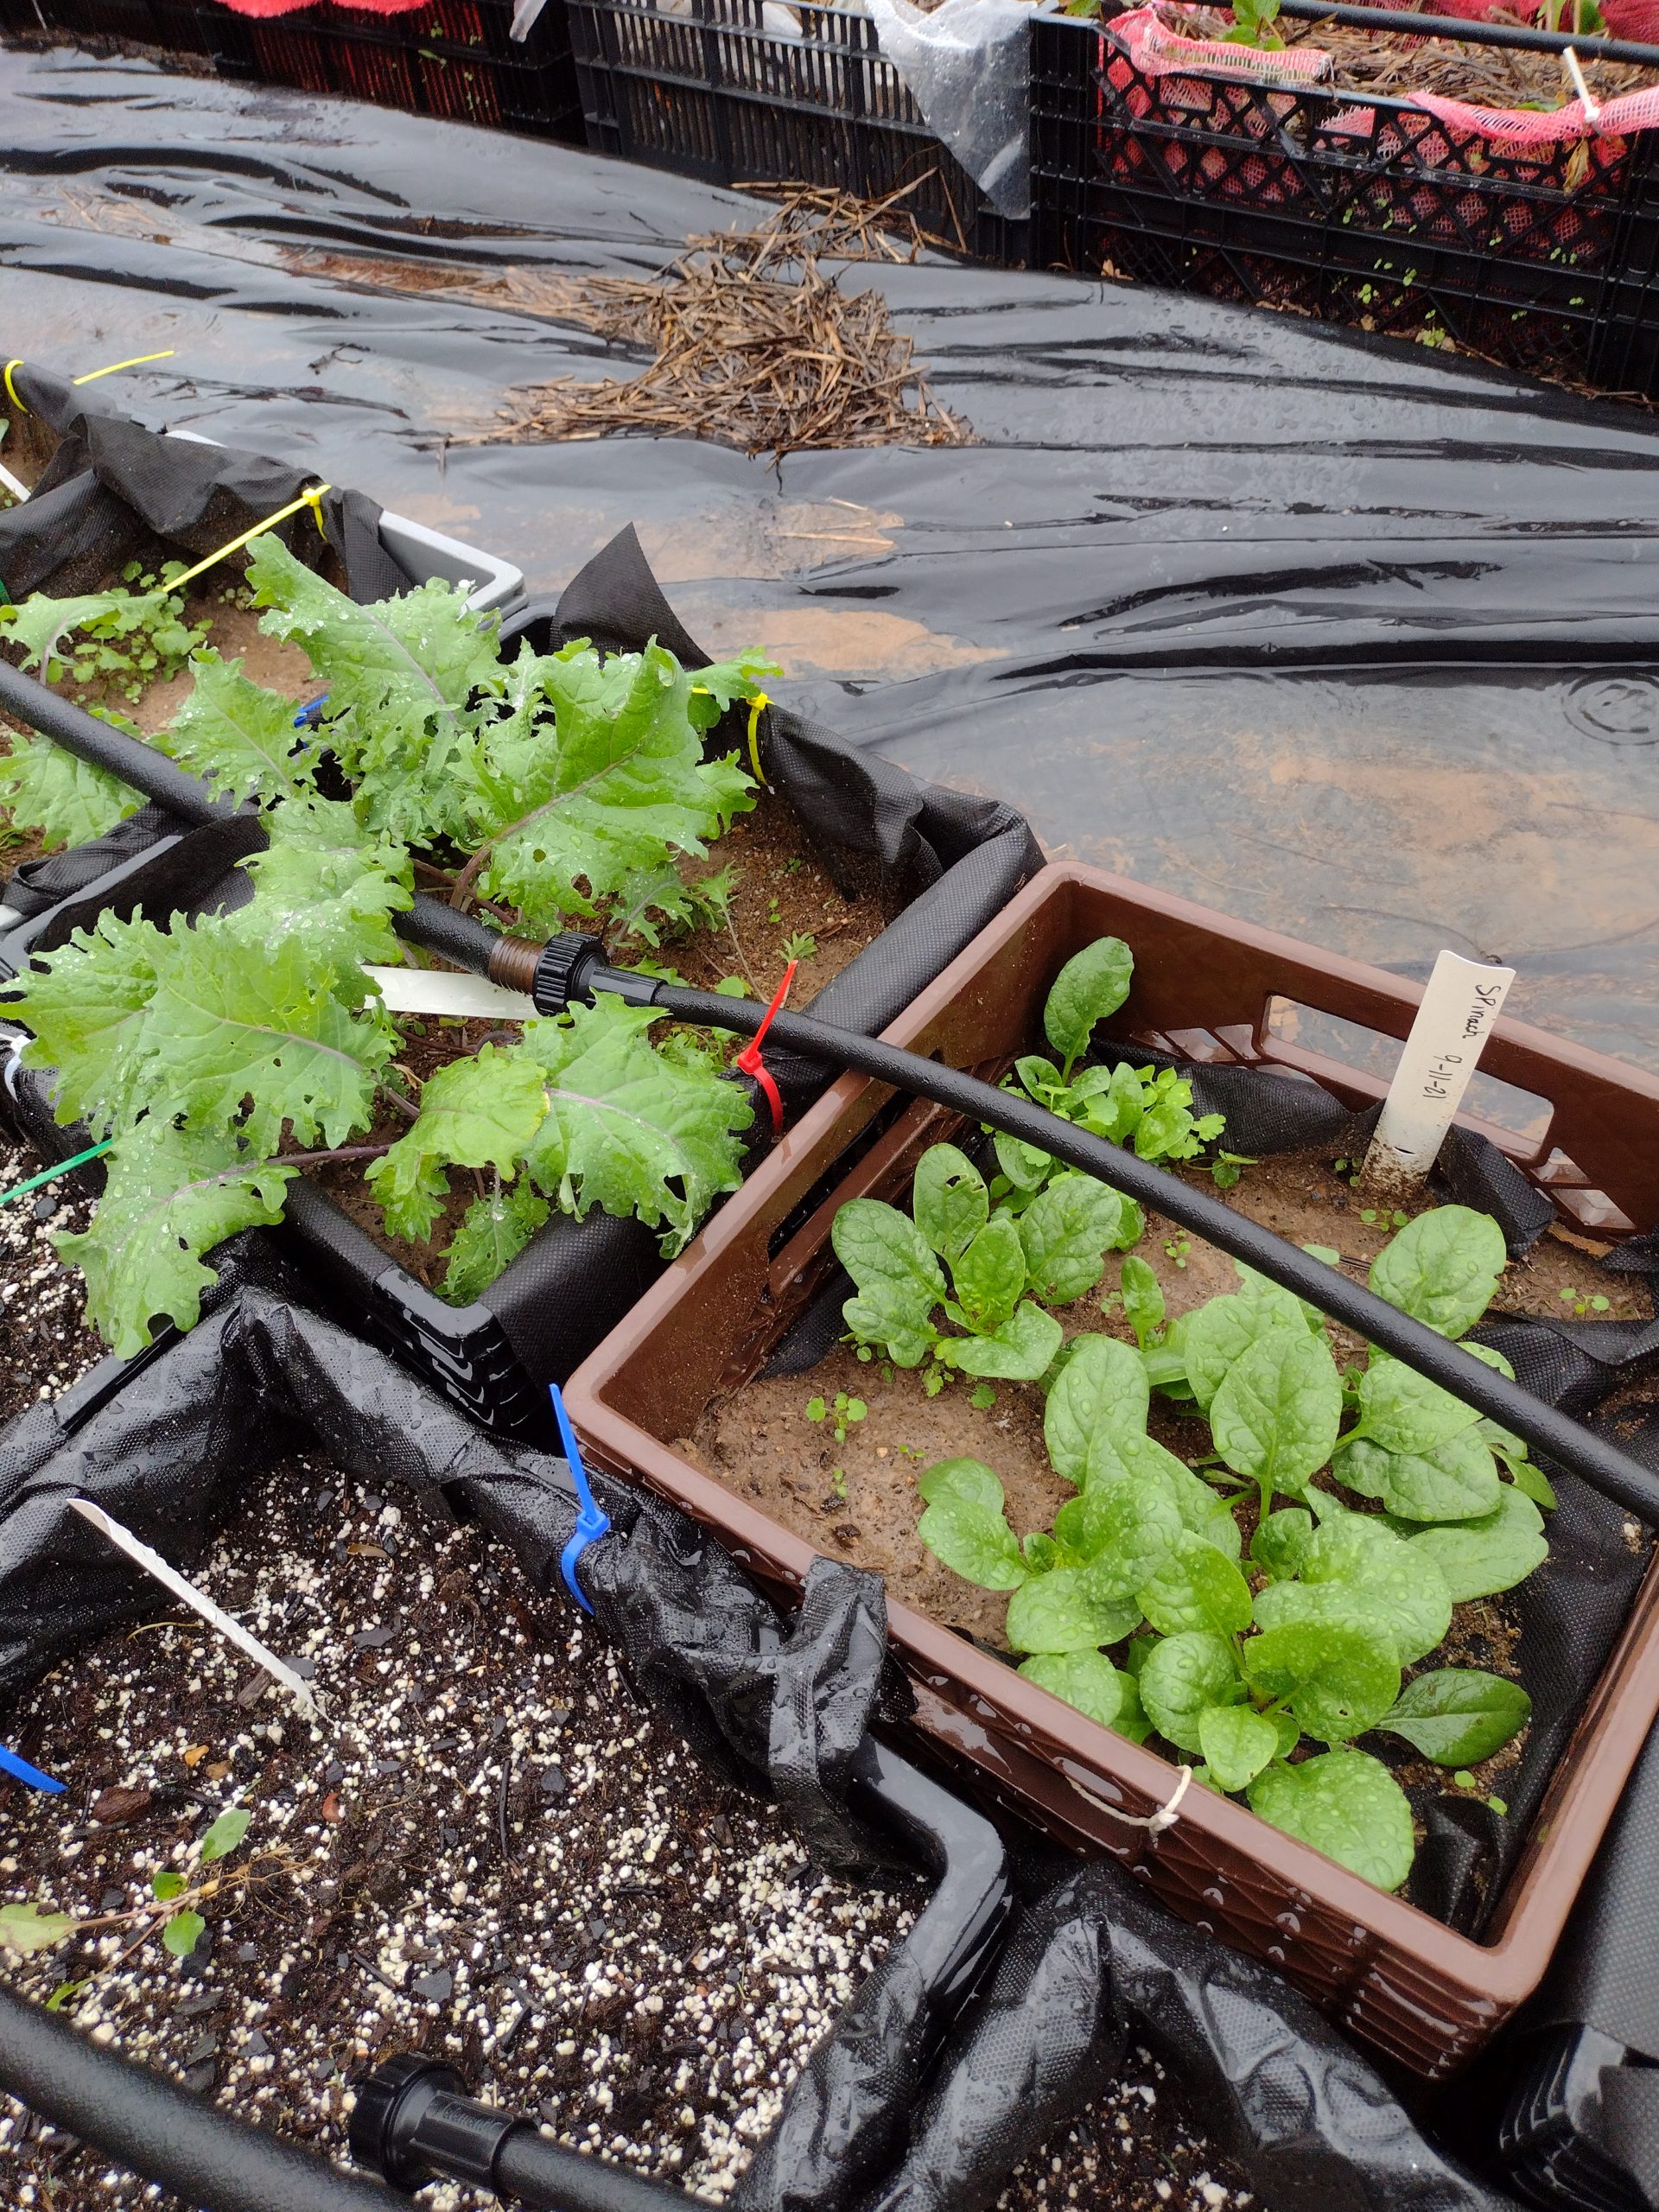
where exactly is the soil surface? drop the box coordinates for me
[0,1119,1262,2212]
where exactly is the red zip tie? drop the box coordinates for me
[735,960,798,1137]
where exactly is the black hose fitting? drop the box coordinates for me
[530,935,663,1017]
[349,2053,689,2209]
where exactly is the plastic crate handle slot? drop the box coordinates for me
[551,1382,610,1611]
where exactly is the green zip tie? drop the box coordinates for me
[0,1139,112,1205]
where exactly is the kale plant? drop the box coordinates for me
[3,545,772,1346]
[907,1203,1545,1893]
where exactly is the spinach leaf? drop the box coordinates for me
[1182,1291,1309,1413]
[916,1459,1027,1590]
[1198,1704,1281,1793]
[1007,1568,1141,1654]
[1369,1205,1507,1338]
[1018,1649,1133,1730]
[833,1198,944,1365]
[944,1301,1064,1381]
[1071,1060,1147,1146]
[1119,1255,1166,1351]
[1251,1507,1313,1582]
[1019,1173,1131,1304]
[1210,1330,1342,1500]
[1137,1531,1253,1637]
[1024,1531,1061,1573]
[1343,1429,1501,1523]
[1080,1470,1185,1601]
[1133,1067,1225,1162]
[1119,1430,1243,1559]
[1045,936,1134,1075]
[1377,1669,1532,1765]
[1248,1750,1415,1891]
[951,1212,1027,1335]
[1344,1358,1484,1457]
[1404,1486,1549,1599]
[1138,1630,1245,1753]
[912,1143,988,1266]
[1281,1514,1452,1665]
[1241,1619,1400,1744]
[1045,1334,1151,1490]
[992,1128,1054,1194]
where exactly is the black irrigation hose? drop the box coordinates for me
[0,1985,396,2212]
[1267,0,1659,70]
[639,978,1659,1529]
[0,659,514,978]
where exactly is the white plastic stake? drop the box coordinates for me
[1362,950,1516,1191]
[363,965,534,1020]
[67,1498,319,1713]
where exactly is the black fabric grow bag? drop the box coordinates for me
[0,1245,1514,2212]
[2,510,1039,1440]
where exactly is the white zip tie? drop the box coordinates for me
[0,456,28,504]
[67,1498,319,1714]
[1564,45,1603,124]
[1074,1763,1193,1836]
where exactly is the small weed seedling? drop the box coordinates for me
[1559,1285,1611,1318]
[806,1392,868,1444]
[781,931,818,964]
[0,1806,275,1994]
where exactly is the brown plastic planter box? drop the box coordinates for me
[564,861,1659,2076]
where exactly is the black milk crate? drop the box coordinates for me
[569,0,1023,261]
[194,0,582,141]
[1030,9,1659,399]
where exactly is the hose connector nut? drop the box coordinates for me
[531,932,607,1017]
[349,2053,464,2193]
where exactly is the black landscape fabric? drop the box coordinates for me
[3,46,1659,1071]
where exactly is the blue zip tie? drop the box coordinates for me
[0,1743,64,1794]
[551,1383,609,1615]
[293,691,331,728]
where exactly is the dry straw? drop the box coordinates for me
[457,184,972,462]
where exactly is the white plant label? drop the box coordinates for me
[362,965,534,1020]
[67,1498,319,1713]
[1366,950,1516,1182]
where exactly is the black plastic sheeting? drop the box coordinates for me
[0,1245,1515,2212]
[3,47,1659,1076]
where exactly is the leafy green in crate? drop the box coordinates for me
[899,1195,1545,1894]
[2,546,773,1349]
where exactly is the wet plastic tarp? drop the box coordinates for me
[3,44,1659,1075]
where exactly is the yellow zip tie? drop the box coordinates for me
[689,683,772,786]
[165,482,332,593]
[746,691,770,785]
[3,360,26,416]
[71,349,178,386]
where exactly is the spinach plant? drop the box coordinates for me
[3,546,774,1347]
[909,1203,1547,1894]
[833,1141,1143,1383]
[989,936,1230,1204]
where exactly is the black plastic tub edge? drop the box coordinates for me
[1029,6,1659,400]
[568,0,1026,264]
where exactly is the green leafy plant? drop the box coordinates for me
[1224,0,1284,47]
[806,1390,867,1444]
[992,938,1231,1206]
[833,1140,1143,1383]
[1,1802,270,1980]
[781,931,819,964]
[3,547,776,1347]
[906,1203,1547,1894]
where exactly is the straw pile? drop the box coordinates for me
[459,187,971,461]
